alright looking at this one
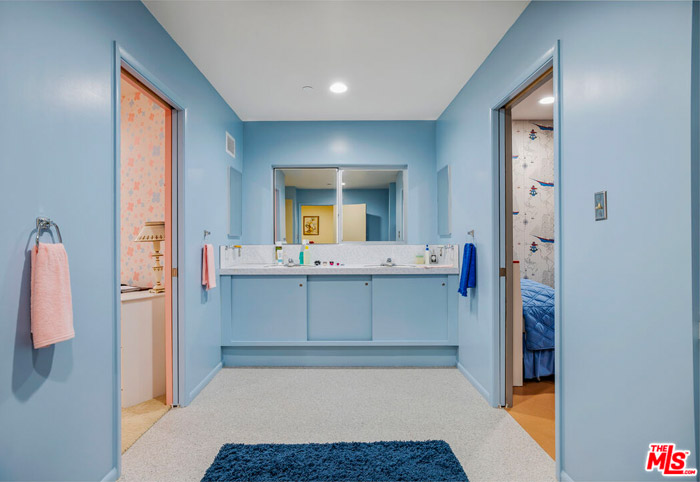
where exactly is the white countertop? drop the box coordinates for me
[121,290,165,302]
[220,263,459,276]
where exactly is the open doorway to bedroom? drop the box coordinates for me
[499,68,556,459]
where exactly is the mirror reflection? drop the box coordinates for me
[341,170,404,242]
[273,167,405,244]
[274,168,338,244]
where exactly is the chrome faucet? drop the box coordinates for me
[380,257,395,267]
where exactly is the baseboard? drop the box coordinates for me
[456,362,492,405]
[186,361,223,405]
[101,466,118,482]
[222,346,457,367]
[560,469,574,482]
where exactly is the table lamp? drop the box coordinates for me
[134,221,165,293]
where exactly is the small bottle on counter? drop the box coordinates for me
[425,244,430,265]
[275,242,283,265]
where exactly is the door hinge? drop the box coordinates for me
[172,268,178,277]
[499,267,507,277]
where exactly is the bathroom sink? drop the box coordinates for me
[364,264,420,268]
[263,264,310,268]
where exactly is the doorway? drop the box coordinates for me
[497,65,557,459]
[117,65,181,453]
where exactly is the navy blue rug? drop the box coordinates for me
[202,440,468,482]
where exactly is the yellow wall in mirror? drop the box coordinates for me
[343,204,367,241]
[300,205,336,244]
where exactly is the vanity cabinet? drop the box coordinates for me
[372,275,449,341]
[229,275,307,341]
[222,274,457,346]
[307,276,372,341]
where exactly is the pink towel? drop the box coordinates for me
[202,244,216,290]
[31,243,75,349]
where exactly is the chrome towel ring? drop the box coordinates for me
[35,217,63,248]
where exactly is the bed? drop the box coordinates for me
[513,264,555,383]
[520,278,555,379]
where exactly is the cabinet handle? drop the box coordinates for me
[442,282,446,286]
[299,283,303,287]
[365,282,369,286]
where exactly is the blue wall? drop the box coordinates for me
[437,1,697,480]
[294,189,390,242]
[0,2,242,480]
[242,121,436,244]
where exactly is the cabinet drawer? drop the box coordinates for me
[372,275,448,341]
[308,276,372,341]
[230,276,307,341]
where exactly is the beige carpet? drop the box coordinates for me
[122,396,170,453]
[121,368,555,482]
[506,377,555,459]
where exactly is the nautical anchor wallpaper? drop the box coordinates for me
[512,120,555,287]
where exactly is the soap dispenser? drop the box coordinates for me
[425,244,430,265]
[304,242,311,265]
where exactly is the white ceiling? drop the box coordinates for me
[282,169,337,189]
[342,170,400,189]
[144,1,529,121]
[280,168,400,189]
[511,78,553,120]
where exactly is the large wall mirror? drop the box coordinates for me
[273,167,406,244]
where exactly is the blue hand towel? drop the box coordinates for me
[458,243,476,297]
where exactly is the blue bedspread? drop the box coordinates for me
[521,279,555,351]
[521,279,555,378]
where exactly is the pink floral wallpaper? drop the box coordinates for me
[120,77,166,287]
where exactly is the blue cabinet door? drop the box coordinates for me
[229,275,307,342]
[307,276,372,341]
[372,275,448,341]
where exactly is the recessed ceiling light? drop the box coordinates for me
[539,96,555,105]
[302,85,313,92]
[330,82,348,94]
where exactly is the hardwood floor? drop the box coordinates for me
[505,377,555,459]
[122,396,170,453]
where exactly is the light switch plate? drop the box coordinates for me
[594,191,607,221]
